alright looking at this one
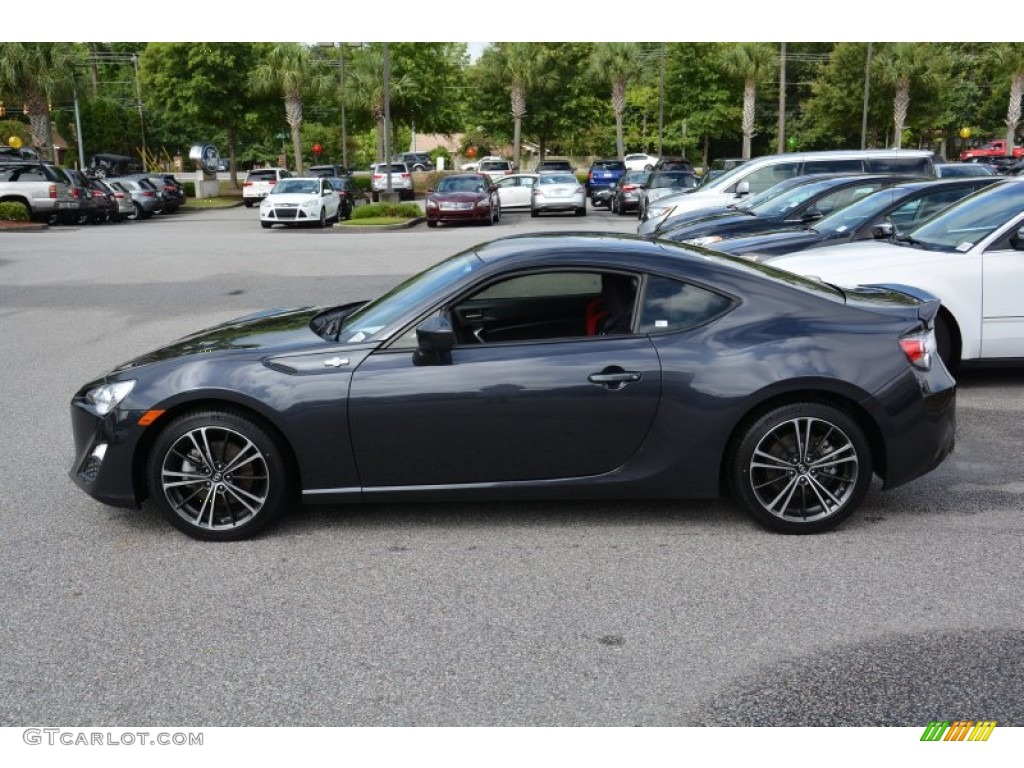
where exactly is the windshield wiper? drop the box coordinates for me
[893,233,930,250]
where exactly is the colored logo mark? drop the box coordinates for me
[920,720,997,741]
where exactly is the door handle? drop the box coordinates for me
[588,370,642,390]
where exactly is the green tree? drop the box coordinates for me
[874,42,940,149]
[491,43,553,169]
[589,42,642,158]
[140,43,267,182]
[344,45,411,162]
[990,43,1024,154]
[249,44,333,174]
[663,43,736,162]
[0,42,78,161]
[719,42,776,159]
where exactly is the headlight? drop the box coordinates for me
[684,235,723,247]
[646,205,674,221]
[85,380,136,415]
[301,199,319,208]
[426,199,438,209]
[476,198,491,208]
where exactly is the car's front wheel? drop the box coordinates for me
[244,199,254,208]
[318,207,327,227]
[147,409,291,541]
[729,403,872,534]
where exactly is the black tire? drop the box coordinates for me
[244,199,254,208]
[318,207,327,227]
[126,202,143,221]
[934,313,960,374]
[371,191,379,203]
[729,402,872,534]
[427,219,438,228]
[530,207,539,218]
[611,197,619,214]
[261,221,272,229]
[146,409,291,541]
[575,206,587,216]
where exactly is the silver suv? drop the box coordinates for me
[0,160,77,222]
[371,162,414,201]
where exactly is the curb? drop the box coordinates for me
[335,217,424,232]
[0,222,48,232]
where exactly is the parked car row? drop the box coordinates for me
[0,157,184,224]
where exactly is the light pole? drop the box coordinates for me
[383,42,393,200]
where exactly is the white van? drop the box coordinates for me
[639,149,938,235]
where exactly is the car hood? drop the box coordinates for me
[263,193,321,204]
[766,240,953,280]
[430,192,486,202]
[715,228,823,255]
[114,306,330,370]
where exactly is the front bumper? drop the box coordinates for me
[69,400,147,509]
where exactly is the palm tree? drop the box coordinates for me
[249,44,332,174]
[494,43,551,170]
[589,43,641,158]
[345,45,410,163]
[874,43,938,149]
[720,43,776,159]
[990,43,1024,155]
[0,42,77,162]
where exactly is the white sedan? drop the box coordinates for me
[259,177,341,228]
[766,179,1024,369]
[624,153,659,171]
[493,173,539,210]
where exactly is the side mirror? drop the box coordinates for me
[1011,226,1024,250]
[413,314,454,366]
[735,180,750,196]
[872,222,895,239]
[427,187,434,194]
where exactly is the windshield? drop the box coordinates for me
[339,252,483,343]
[813,188,905,235]
[436,176,487,193]
[747,177,851,218]
[274,179,319,194]
[904,181,1024,251]
[540,173,578,185]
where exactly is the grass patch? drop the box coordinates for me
[352,202,421,219]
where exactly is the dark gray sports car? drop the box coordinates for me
[70,234,956,540]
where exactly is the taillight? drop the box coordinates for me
[48,184,57,199]
[269,179,277,186]
[622,184,637,192]
[900,331,933,370]
[243,181,253,187]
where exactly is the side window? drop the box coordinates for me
[866,157,930,174]
[802,184,884,219]
[732,162,801,194]
[803,159,864,174]
[450,271,637,345]
[638,275,733,334]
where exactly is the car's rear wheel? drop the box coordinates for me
[575,206,587,216]
[427,219,438,228]
[729,403,872,534]
[147,409,290,541]
[244,200,254,208]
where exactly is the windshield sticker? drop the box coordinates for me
[835,226,848,233]
[956,242,972,252]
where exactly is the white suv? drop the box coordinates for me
[371,162,414,201]
[243,168,290,207]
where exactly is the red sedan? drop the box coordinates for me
[425,173,501,227]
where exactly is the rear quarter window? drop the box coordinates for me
[638,275,734,333]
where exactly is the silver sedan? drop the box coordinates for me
[530,172,586,217]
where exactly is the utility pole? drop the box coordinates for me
[861,43,873,150]
[777,43,786,153]
[132,54,147,165]
[383,42,393,199]
[658,43,666,157]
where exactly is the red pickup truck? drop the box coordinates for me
[960,139,1024,161]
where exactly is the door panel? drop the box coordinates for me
[348,336,662,487]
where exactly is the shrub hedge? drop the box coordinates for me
[0,201,30,221]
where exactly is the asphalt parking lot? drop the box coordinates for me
[1,204,1022,727]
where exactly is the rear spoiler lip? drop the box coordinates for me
[859,282,942,325]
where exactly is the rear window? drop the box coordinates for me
[479,160,511,170]
[375,164,407,173]
[592,160,626,171]
[247,170,280,182]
